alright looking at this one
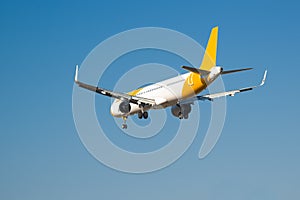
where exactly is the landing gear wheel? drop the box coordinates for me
[138,112,143,119]
[143,112,148,119]
[183,114,189,119]
[178,112,183,119]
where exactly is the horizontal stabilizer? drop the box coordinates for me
[221,68,252,75]
[182,66,210,75]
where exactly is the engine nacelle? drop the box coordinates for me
[171,104,181,117]
[181,104,191,115]
[119,101,131,113]
[171,104,191,117]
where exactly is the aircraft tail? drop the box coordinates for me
[199,26,218,71]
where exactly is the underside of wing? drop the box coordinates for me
[198,70,267,100]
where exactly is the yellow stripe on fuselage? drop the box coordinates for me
[182,73,207,99]
[127,88,143,96]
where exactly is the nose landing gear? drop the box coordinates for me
[121,111,149,129]
[121,116,127,129]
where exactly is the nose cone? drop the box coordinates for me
[110,100,122,117]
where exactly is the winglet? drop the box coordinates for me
[75,65,79,83]
[260,70,267,86]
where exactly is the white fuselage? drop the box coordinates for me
[110,66,222,117]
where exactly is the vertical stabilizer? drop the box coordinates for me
[199,26,218,71]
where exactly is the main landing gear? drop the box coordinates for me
[138,111,148,119]
[178,112,189,120]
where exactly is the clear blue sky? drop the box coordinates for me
[1,0,300,199]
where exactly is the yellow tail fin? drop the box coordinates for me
[199,26,218,71]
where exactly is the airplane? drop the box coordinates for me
[74,26,267,129]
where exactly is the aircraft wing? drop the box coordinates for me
[198,70,267,101]
[181,70,267,103]
[74,66,156,106]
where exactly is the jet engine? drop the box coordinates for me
[119,101,131,113]
[171,104,191,119]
